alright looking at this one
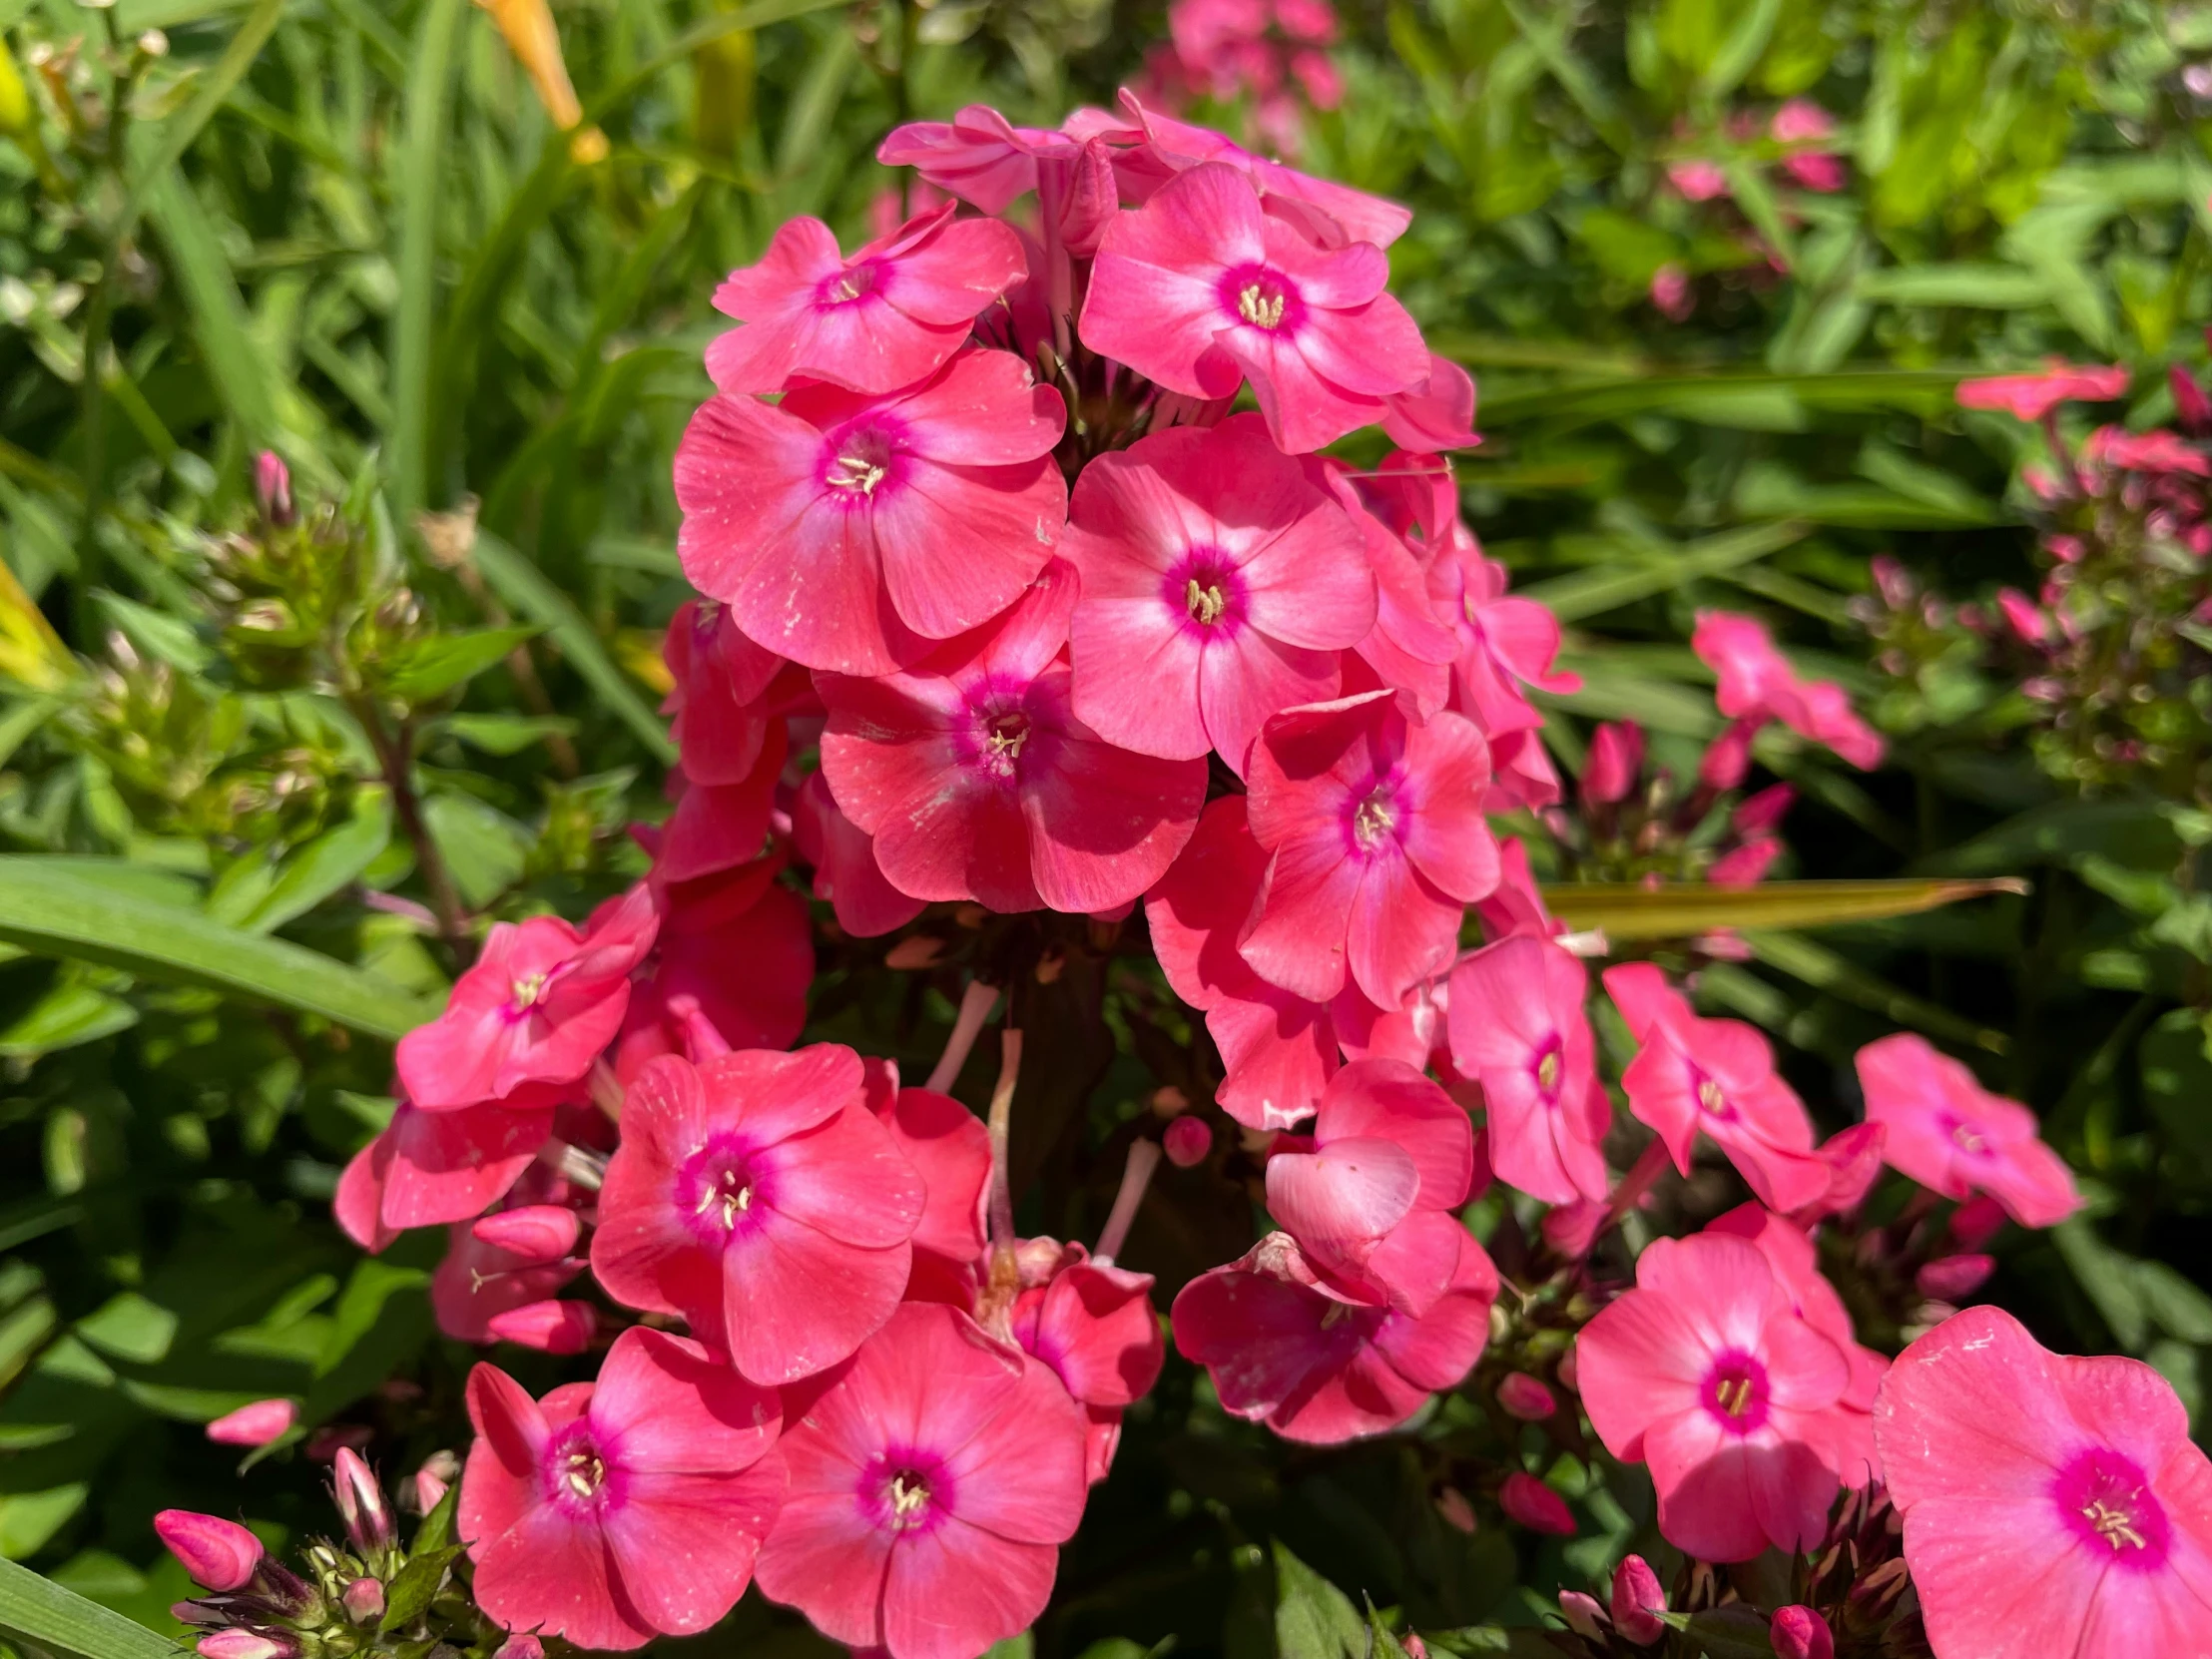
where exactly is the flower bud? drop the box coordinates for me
[253,452,293,526]
[1697,718,1760,791]
[1555,1345,1578,1392]
[1812,1123,1886,1218]
[1916,1254,1994,1303]
[155,1511,265,1592]
[1398,1636,1427,1659]
[411,1448,459,1515]
[1580,722,1643,808]
[206,1399,297,1448]
[1947,1194,2007,1252]
[485,1300,597,1354]
[1432,1487,1475,1534]
[1556,1591,1605,1640]
[1162,1116,1212,1169]
[340,1579,384,1624]
[1732,783,1796,837]
[494,1637,545,1659]
[1770,1605,1834,1659]
[1609,1554,1666,1645]
[1709,837,1781,887]
[198,1631,296,1659]
[1498,1472,1575,1536]
[471,1205,581,1264]
[331,1447,393,1555]
[2172,364,2212,435]
[1496,1372,1556,1421]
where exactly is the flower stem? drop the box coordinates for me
[926,978,1000,1094]
[986,1028,1022,1254]
[1596,1136,1674,1245]
[1093,1138,1162,1266]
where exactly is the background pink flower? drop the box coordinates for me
[1955,362,2131,422]
[1064,413,1375,773]
[1856,1032,2080,1226]
[1875,1306,2212,1658]
[1448,935,1609,1204]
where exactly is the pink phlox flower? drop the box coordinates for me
[1472,835,1565,942]
[1705,1203,1886,1486]
[753,1302,1089,1659]
[2084,424,2211,477]
[1381,353,1479,452]
[705,203,1026,396]
[1667,160,1731,202]
[1874,1305,2212,1659]
[792,772,927,939]
[206,1398,297,1448]
[1316,464,1457,720]
[649,721,786,886]
[1692,610,1885,770]
[1079,161,1428,454]
[618,857,813,1083]
[1576,1232,1851,1561]
[1241,689,1499,1007]
[431,1175,590,1344]
[336,1095,556,1250]
[1771,100,1845,191]
[662,599,780,785]
[1147,794,1342,1129]
[591,1046,925,1383]
[676,347,1067,676]
[1955,361,2131,422]
[1064,413,1377,772]
[1010,1242,1166,1482]
[485,1300,596,1354]
[1580,720,1643,807]
[1425,534,1580,736]
[819,561,1208,915]
[1855,1032,2081,1227]
[157,1511,266,1591]
[859,1058,991,1288]
[1650,263,1694,320]
[1603,962,1832,1213]
[1331,972,1447,1074]
[395,883,657,1112]
[1499,1471,1575,1535]
[1800,1120,1888,1221]
[875,107,1083,215]
[1169,1225,1496,1443]
[1447,935,1610,1205]
[1263,1059,1474,1315]
[461,1327,786,1652]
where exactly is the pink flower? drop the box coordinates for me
[1170,1227,1496,1443]
[1425,536,1579,738]
[648,727,785,887]
[1955,362,2131,422]
[792,772,927,939]
[157,1511,265,1590]
[1011,1245,1166,1481]
[705,204,1026,395]
[1164,1114,1213,1166]
[1997,586,2050,645]
[1580,720,1643,807]
[1770,1606,1834,1659]
[752,1302,1089,1659]
[206,1398,297,1447]
[1771,100,1844,192]
[1380,354,1479,453]
[1610,1555,1666,1644]
[461,1327,786,1651]
[1447,936,1609,1205]
[818,561,1207,915]
[1499,1471,1575,1535]
[1667,160,1730,202]
[2085,424,2211,477]
[485,1300,596,1353]
[1650,262,1693,320]
[1078,162,1428,454]
[1063,413,1376,773]
[1604,964,1831,1213]
[1692,611,1885,770]
[877,107,1083,216]
[1472,835,1564,942]
[335,1098,557,1249]
[1146,795,1341,1129]
[1241,690,1499,1007]
[1874,1305,2212,1658]
[662,599,780,786]
[617,862,814,1081]
[432,1215,585,1345]
[1496,1372,1557,1420]
[1263,1058,1474,1308]
[863,1064,991,1286]
[1576,1232,1851,1561]
[591,1046,924,1382]
[1855,1032,2081,1227]
[675,348,1067,675]
[1709,838,1781,886]
[395,884,658,1111]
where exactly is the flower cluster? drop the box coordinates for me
[1137,0,1345,156]
[295,95,2199,1659]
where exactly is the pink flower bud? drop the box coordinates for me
[155,1511,265,1592]
[1557,1591,1605,1640]
[1709,837,1782,887]
[1916,1254,1994,1302]
[1650,264,1693,322]
[1496,1372,1556,1421]
[206,1398,297,1447]
[330,1447,392,1555]
[2173,364,2212,434]
[253,452,293,526]
[1698,718,1760,791]
[1540,1199,1607,1261]
[1498,1471,1575,1536]
[1770,1605,1834,1659]
[470,1205,581,1264]
[1997,587,2049,646]
[494,1637,545,1659]
[1733,783,1796,836]
[1580,722,1644,807]
[1398,1636,1427,1659]
[485,1300,597,1354]
[1433,1487,1476,1534]
[1162,1115,1212,1169]
[340,1579,385,1623]
[412,1451,455,1515]
[1609,1554,1666,1645]
[1556,1345,1578,1392]
[1811,1123,1886,1219]
[198,1632,294,1659]
[1948,1194,2007,1251]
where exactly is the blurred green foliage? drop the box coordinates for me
[0,0,2208,1654]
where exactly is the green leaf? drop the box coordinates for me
[1273,1541,1366,1659]
[382,627,540,702]
[113,0,287,244]
[1541,877,2026,940]
[422,794,529,908]
[0,1555,182,1659]
[412,1479,460,1555]
[1854,264,2049,306]
[439,714,578,756]
[1745,930,2008,1053]
[378,1545,460,1633]
[239,789,393,933]
[1680,1606,1775,1658]
[388,0,469,525]
[470,532,677,762]
[2053,1218,2147,1350]
[1519,521,1809,623]
[0,982,138,1058]
[0,857,435,1039]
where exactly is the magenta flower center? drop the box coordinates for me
[677,1133,768,1241]
[2052,1447,2170,1568]
[1700,1350,1770,1434]
[1694,1075,1733,1120]
[1351,785,1399,853]
[1165,547,1247,635]
[1219,264,1303,333]
[824,424,900,499]
[984,710,1032,776]
[862,1451,953,1535]
[1532,1035,1563,1102]
[1945,1115,1989,1156]
[508,972,548,1015]
[542,1422,621,1516]
[818,260,883,307]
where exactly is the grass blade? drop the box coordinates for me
[389,0,468,525]
[1541,877,2027,941]
[114,0,287,244]
[1518,520,1809,623]
[0,1558,179,1659]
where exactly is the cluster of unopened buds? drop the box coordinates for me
[1137,0,1344,156]
[1649,100,1845,320]
[164,94,2212,1659]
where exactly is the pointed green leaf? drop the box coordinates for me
[0,1556,181,1659]
[1541,877,2026,940]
